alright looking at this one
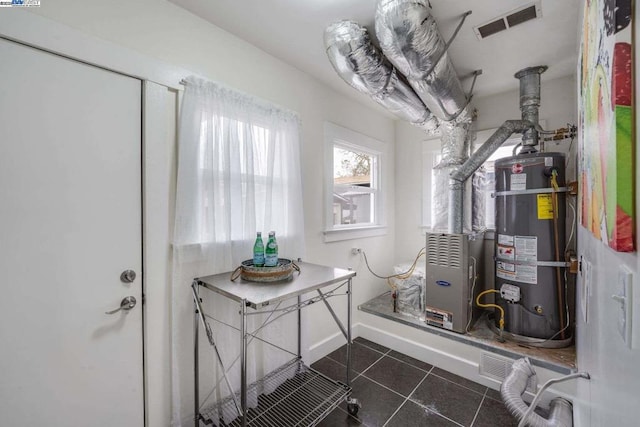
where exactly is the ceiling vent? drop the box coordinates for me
[473,1,542,40]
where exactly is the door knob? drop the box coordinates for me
[120,270,136,283]
[105,296,137,314]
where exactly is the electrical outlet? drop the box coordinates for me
[613,266,633,348]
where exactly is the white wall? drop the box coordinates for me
[21,1,395,425]
[572,6,640,427]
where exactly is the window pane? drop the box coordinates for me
[332,192,373,225]
[334,147,372,181]
[333,146,375,225]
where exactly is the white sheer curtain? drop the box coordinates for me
[171,76,306,427]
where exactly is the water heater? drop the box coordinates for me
[494,152,567,340]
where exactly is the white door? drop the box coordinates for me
[0,39,144,426]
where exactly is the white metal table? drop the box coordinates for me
[192,261,359,426]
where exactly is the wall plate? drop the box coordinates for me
[613,266,633,348]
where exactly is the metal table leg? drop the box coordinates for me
[345,278,360,415]
[297,295,302,359]
[194,284,200,427]
[315,278,360,414]
[346,278,352,386]
[240,299,247,427]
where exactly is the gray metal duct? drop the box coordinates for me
[448,120,530,233]
[447,65,547,233]
[501,358,589,427]
[516,66,547,149]
[324,20,439,133]
[375,0,470,123]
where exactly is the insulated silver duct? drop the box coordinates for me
[448,120,530,233]
[432,119,473,232]
[439,119,471,166]
[324,20,439,133]
[375,0,470,123]
[501,358,589,427]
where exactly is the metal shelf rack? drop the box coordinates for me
[193,261,358,427]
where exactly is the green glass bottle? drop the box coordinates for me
[264,231,278,267]
[253,232,265,267]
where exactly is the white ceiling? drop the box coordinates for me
[169,0,580,112]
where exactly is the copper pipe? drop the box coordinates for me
[550,182,566,340]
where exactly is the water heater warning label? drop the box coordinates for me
[496,260,538,284]
[515,236,537,262]
[510,173,527,191]
[515,265,537,284]
[537,194,554,219]
[497,245,515,260]
[497,261,516,275]
[498,234,514,246]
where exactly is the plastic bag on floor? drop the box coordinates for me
[390,263,425,318]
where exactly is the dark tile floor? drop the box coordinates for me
[311,337,519,427]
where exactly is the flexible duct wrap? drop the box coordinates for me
[324,20,439,133]
[325,1,526,234]
[439,119,470,166]
[375,0,469,122]
[501,358,574,427]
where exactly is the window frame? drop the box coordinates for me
[323,122,388,242]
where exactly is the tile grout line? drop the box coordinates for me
[322,342,487,426]
[383,352,433,374]
[323,355,364,382]
[354,338,392,355]
[323,339,390,383]
[328,340,433,375]
[404,370,466,427]
[331,405,372,426]
[381,368,431,427]
[429,371,488,397]
[356,350,388,378]
[354,341,488,396]
[324,350,486,402]
[469,389,488,427]
[381,368,465,427]
[349,340,391,374]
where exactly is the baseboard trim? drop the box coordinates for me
[308,317,576,408]
[309,323,361,364]
[358,322,486,383]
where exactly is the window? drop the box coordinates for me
[173,76,305,260]
[479,138,520,229]
[324,123,387,242]
[196,120,279,243]
[422,128,522,231]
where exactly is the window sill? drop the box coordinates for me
[323,225,387,242]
